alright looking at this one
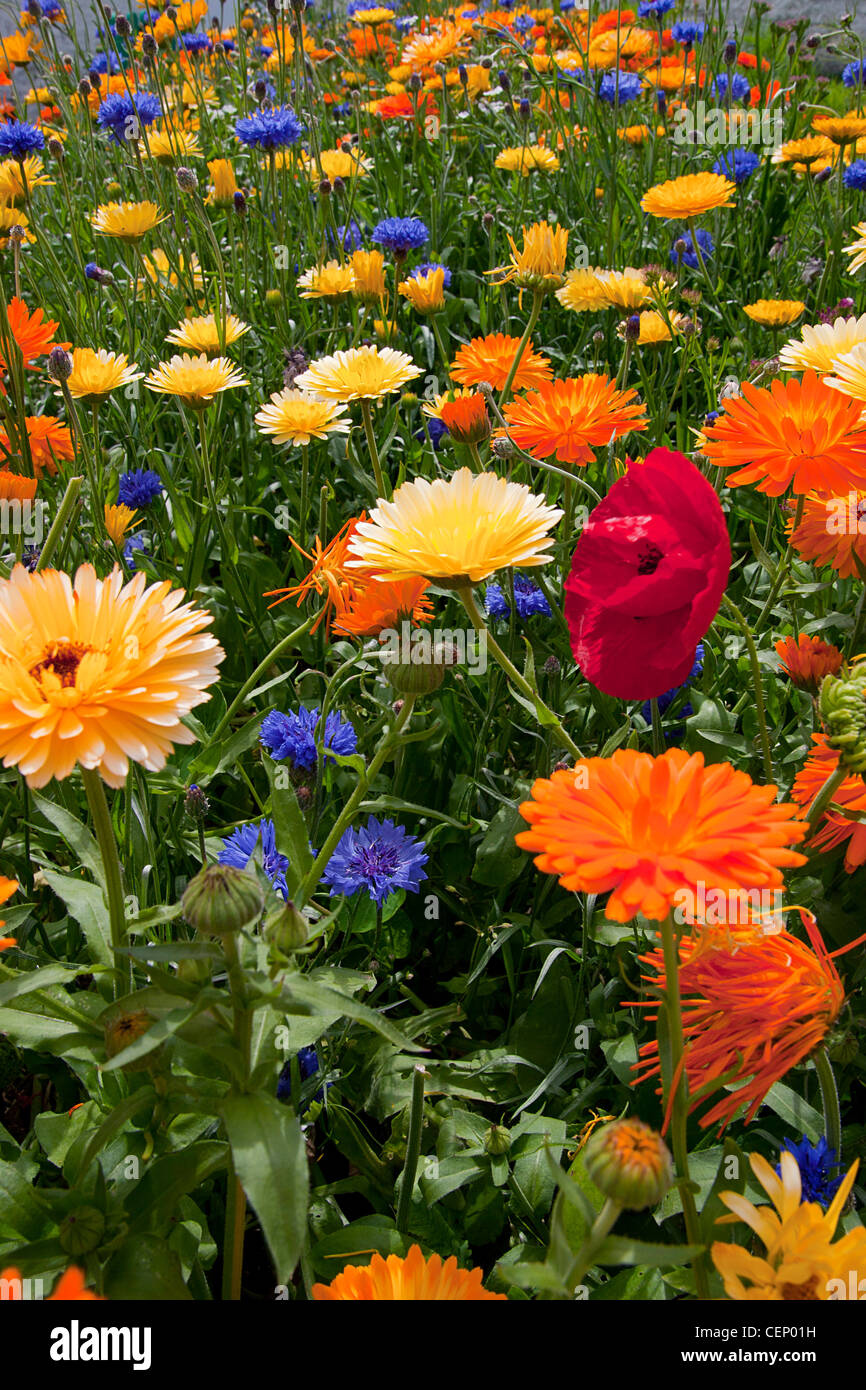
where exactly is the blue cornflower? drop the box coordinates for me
[118,468,164,509]
[514,13,534,30]
[598,70,644,105]
[42,0,63,17]
[704,409,720,426]
[640,643,703,728]
[260,706,358,771]
[183,33,213,52]
[218,818,289,899]
[410,260,452,288]
[123,534,147,568]
[0,121,45,159]
[277,1045,325,1103]
[713,148,760,184]
[671,228,714,270]
[416,416,448,450]
[779,1137,844,1209]
[371,216,429,255]
[485,574,551,621]
[96,92,160,144]
[638,0,674,15]
[323,816,428,906]
[844,160,866,191]
[560,0,576,9]
[843,60,866,88]
[88,51,118,75]
[235,105,304,149]
[712,71,750,103]
[395,15,416,32]
[330,218,364,251]
[671,20,703,44]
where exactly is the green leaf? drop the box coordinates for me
[471,802,528,888]
[593,1236,704,1268]
[188,712,264,781]
[125,1141,229,1234]
[31,791,104,888]
[0,1157,52,1240]
[221,1093,309,1284]
[262,751,314,898]
[65,1090,157,1184]
[40,868,112,968]
[279,974,425,1053]
[760,1081,825,1142]
[104,1234,194,1300]
[0,963,92,1007]
[310,1216,405,1278]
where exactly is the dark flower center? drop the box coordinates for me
[354,844,400,881]
[780,1276,821,1301]
[636,544,665,575]
[30,640,91,688]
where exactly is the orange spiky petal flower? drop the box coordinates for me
[499,374,648,465]
[264,515,371,633]
[438,391,490,445]
[631,912,859,1132]
[0,469,37,500]
[449,332,553,392]
[0,297,68,372]
[332,576,433,638]
[787,491,866,578]
[515,748,807,923]
[0,873,17,950]
[312,1244,506,1300]
[47,1267,105,1300]
[790,732,866,870]
[774,634,844,694]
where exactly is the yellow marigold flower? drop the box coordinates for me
[712,1152,866,1300]
[401,22,469,72]
[780,314,866,374]
[352,6,395,23]
[822,343,866,405]
[399,266,445,314]
[302,146,372,181]
[0,204,34,248]
[206,158,238,206]
[0,155,51,202]
[620,309,684,345]
[313,1244,505,1300]
[104,503,139,546]
[641,171,735,219]
[0,30,41,72]
[90,200,167,242]
[594,267,652,311]
[0,562,223,788]
[490,219,569,291]
[297,260,357,300]
[145,354,249,409]
[771,135,835,167]
[556,266,610,313]
[165,314,250,354]
[294,345,420,403]
[843,221,866,275]
[351,249,387,304]
[812,111,866,145]
[136,249,204,299]
[494,144,560,175]
[743,299,806,329]
[144,127,201,163]
[618,123,651,144]
[63,349,144,403]
[255,388,351,446]
[346,467,563,584]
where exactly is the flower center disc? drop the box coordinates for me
[29,639,91,688]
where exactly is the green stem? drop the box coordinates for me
[81,767,127,998]
[499,288,544,404]
[395,1063,427,1233]
[721,595,773,782]
[564,1196,621,1295]
[360,398,386,499]
[755,494,805,631]
[813,1046,842,1161]
[35,475,84,572]
[210,610,319,745]
[221,930,251,1301]
[650,696,664,755]
[805,762,849,833]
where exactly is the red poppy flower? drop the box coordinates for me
[564,447,730,699]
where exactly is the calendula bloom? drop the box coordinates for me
[775,634,843,694]
[843,222,866,274]
[438,391,490,444]
[350,249,387,304]
[333,575,433,638]
[145,354,249,408]
[0,297,66,372]
[771,135,835,167]
[0,875,17,951]
[265,515,368,632]
[812,112,866,144]
[701,372,866,495]
[822,343,866,406]
[0,202,33,247]
[255,388,351,446]
[712,1151,866,1300]
[399,266,445,314]
[165,314,250,354]
[0,470,36,501]
[622,310,685,345]
[347,468,562,585]
[312,1244,505,1300]
[303,146,372,180]
[788,491,866,578]
[294,345,420,403]
[582,1119,673,1210]
[136,249,204,299]
[298,260,357,300]
[494,144,560,175]
[0,1264,104,1299]
[64,349,144,403]
[556,267,610,313]
[593,268,652,311]
[402,22,470,71]
[489,219,569,291]
[0,155,50,202]
[104,503,139,546]
[0,415,72,478]
[743,299,806,329]
[90,200,167,241]
[500,374,647,466]
[640,171,736,218]
[206,157,239,206]
[516,748,806,923]
[450,332,553,392]
[779,314,866,374]
[145,127,201,162]
[0,563,224,788]
[791,733,866,870]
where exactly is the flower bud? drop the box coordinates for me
[582,1118,673,1210]
[264,899,308,954]
[115,14,132,36]
[142,32,158,57]
[483,1123,511,1155]
[265,286,282,304]
[491,435,515,459]
[176,166,198,193]
[48,137,64,160]
[177,955,213,984]
[48,346,72,381]
[233,189,247,214]
[625,313,641,342]
[185,783,209,821]
[104,1008,157,1072]
[819,668,866,773]
[85,261,113,285]
[59,1206,105,1256]
[381,637,459,694]
[181,863,264,935]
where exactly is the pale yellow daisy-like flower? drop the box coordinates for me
[771,135,835,167]
[617,310,684,345]
[136,249,204,299]
[346,467,563,585]
[297,260,357,300]
[489,219,569,291]
[779,314,866,374]
[206,158,239,207]
[594,268,652,312]
[812,111,866,145]
[351,250,387,304]
[352,6,395,23]
[0,155,52,202]
[143,127,202,163]
[822,343,866,404]
[255,388,351,446]
[302,147,372,181]
[104,503,139,546]
[399,267,446,315]
[494,145,560,175]
[294,345,421,403]
[743,299,806,330]
[145,354,249,409]
[165,314,250,354]
[90,200,167,241]
[556,267,610,313]
[63,349,144,402]
[0,204,34,247]
[843,221,866,275]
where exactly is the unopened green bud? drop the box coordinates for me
[264,899,308,954]
[582,1119,673,1211]
[59,1206,104,1256]
[819,668,866,774]
[483,1123,511,1156]
[181,863,264,935]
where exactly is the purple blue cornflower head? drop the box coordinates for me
[637,0,674,16]
[331,218,364,251]
[371,217,429,256]
[671,21,704,44]
[118,468,164,509]
[844,160,866,192]
[0,121,45,159]
[260,706,357,771]
[123,534,148,569]
[88,51,118,75]
[778,1137,843,1209]
[416,416,448,451]
[711,71,750,103]
[235,105,304,149]
[671,228,714,270]
[277,1045,326,1104]
[182,32,213,52]
[411,261,452,288]
[513,13,534,31]
[713,148,760,184]
[96,92,160,143]
[485,574,551,621]
[323,816,428,906]
[843,60,866,88]
[640,643,703,733]
[218,818,290,899]
[598,70,644,105]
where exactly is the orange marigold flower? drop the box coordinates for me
[0,297,68,373]
[790,733,866,871]
[0,469,36,500]
[640,171,736,219]
[701,372,866,496]
[449,332,553,392]
[0,415,73,478]
[0,873,17,951]
[774,634,843,694]
[499,374,647,465]
[516,748,807,923]
[0,1262,103,1299]
[333,575,433,637]
[788,491,866,577]
[312,1244,505,1300]
[264,515,370,633]
[631,913,857,1131]
[439,391,490,445]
